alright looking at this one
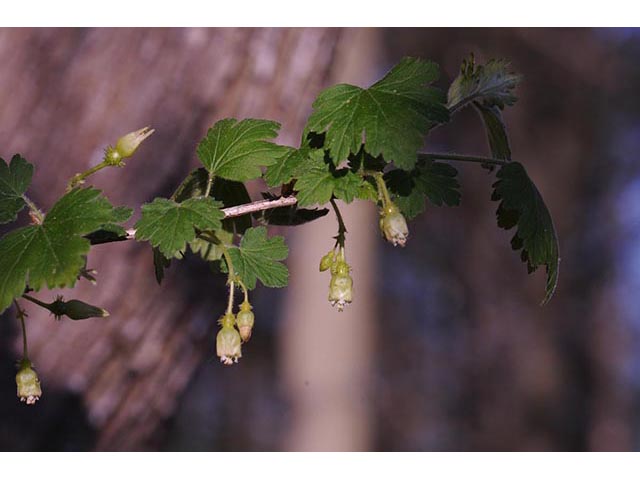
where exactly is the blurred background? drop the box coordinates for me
[0,27,639,451]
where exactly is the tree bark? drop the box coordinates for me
[0,27,364,450]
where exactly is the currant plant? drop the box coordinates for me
[0,55,559,405]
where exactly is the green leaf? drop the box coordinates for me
[189,228,233,263]
[172,167,252,235]
[395,189,427,219]
[385,161,461,219]
[0,187,127,313]
[415,161,461,207]
[135,197,224,258]
[152,247,171,284]
[447,57,520,170]
[306,57,448,170]
[148,168,252,276]
[492,162,559,305]
[447,56,521,112]
[0,154,34,224]
[228,226,288,289]
[196,118,289,182]
[264,146,307,187]
[356,179,379,202]
[295,151,367,207]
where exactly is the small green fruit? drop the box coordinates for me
[49,298,109,321]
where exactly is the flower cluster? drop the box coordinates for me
[215,300,255,365]
[320,248,353,311]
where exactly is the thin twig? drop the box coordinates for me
[89,195,298,245]
[222,196,297,217]
[330,198,347,248]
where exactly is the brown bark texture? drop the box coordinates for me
[0,27,372,450]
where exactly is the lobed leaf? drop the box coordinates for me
[492,162,559,305]
[228,226,288,290]
[447,57,521,112]
[385,161,461,219]
[306,57,448,170]
[0,187,128,313]
[264,146,307,187]
[135,197,224,259]
[0,154,34,224]
[294,151,369,207]
[196,118,289,182]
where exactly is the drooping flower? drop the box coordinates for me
[216,313,242,365]
[236,301,255,343]
[327,251,353,311]
[379,203,409,247]
[16,359,42,405]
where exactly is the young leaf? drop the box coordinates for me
[448,56,521,168]
[306,57,448,170]
[491,162,559,305]
[0,154,34,224]
[149,168,252,278]
[0,188,127,313]
[447,57,522,113]
[196,118,289,182]
[228,226,288,290]
[295,151,367,207]
[135,197,224,258]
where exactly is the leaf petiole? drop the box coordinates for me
[21,194,44,224]
[418,152,508,167]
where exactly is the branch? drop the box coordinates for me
[418,152,508,167]
[87,195,298,245]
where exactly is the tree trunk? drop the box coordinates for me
[0,27,372,450]
[278,28,380,453]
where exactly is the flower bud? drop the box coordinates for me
[49,297,109,321]
[115,126,155,159]
[236,301,255,342]
[105,126,155,165]
[16,359,42,405]
[328,261,353,311]
[319,251,335,272]
[380,203,409,247]
[216,313,242,365]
